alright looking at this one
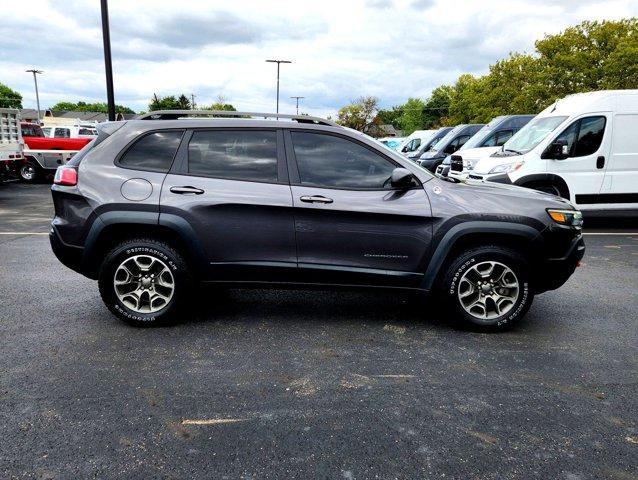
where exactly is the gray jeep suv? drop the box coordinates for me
[50,110,585,330]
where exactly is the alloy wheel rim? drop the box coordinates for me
[21,165,35,180]
[113,255,174,313]
[457,261,519,321]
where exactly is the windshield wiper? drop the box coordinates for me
[503,148,522,155]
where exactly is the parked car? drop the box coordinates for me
[50,110,584,331]
[405,127,453,160]
[378,136,406,150]
[417,124,484,172]
[41,124,98,139]
[21,122,92,151]
[469,90,638,214]
[436,115,535,178]
[0,108,24,181]
[397,130,438,155]
[20,122,85,183]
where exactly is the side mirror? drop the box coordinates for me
[544,140,569,160]
[450,155,464,172]
[390,168,416,189]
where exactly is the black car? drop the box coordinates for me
[417,124,484,172]
[49,110,584,331]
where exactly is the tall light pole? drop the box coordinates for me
[25,69,43,124]
[290,96,305,115]
[265,59,291,114]
[100,0,116,121]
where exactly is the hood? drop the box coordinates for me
[462,178,575,208]
[472,151,523,174]
[441,146,501,166]
[419,149,444,160]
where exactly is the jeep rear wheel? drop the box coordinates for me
[441,246,533,331]
[98,238,194,326]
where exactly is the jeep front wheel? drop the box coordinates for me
[98,238,193,326]
[441,246,533,331]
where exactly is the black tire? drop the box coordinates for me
[19,159,42,183]
[98,238,194,326]
[529,182,565,199]
[439,246,533,331]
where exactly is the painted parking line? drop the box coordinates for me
[583,232,638,236]
[0,232,49,235]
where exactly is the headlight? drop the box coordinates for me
[547,209,583,228]
[488,161,524,174]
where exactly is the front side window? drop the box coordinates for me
[292,132,396,189]
[188,130,278,183]
[119,130,184,172]
[54,128,70,138]
[551,116,606,158]
[485,130,513,147]
[22,125,44,137]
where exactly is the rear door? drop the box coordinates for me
[285,129,433,288]
[160,128,296,281]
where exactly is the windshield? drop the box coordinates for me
[503,116,568,153]
[460,117,504,150]
[428,125,464,152]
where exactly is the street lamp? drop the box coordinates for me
[265,59,291,114]
[25,69,43,124]
[290,96,305,115]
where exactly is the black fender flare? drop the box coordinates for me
[514,173,570,198]
[420,221,542,291]
[82,211,207,276]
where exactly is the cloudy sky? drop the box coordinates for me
[1,0,637,117]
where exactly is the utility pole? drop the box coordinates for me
[190,94,196,110]
[290,96,305,115]
[25,69,43,124]
[100,0,116,121]
[265,59,291,114]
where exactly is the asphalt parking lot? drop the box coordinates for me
[1,181,637,479]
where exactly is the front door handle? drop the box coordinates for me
[300,195,333,204]
[596,156,605,169]
[170,186,204,195]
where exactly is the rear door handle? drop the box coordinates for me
[300,195,333,204]
[596,156,605,169]
[170,186,204,195]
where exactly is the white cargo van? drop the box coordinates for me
[397,130,437,155]
[469,90,638,213]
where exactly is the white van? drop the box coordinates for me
[469,90,638,213]
[397,130,437,155]
[41,124,98,139]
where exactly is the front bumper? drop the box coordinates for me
[536,233,585,293]
[467,172,511,183]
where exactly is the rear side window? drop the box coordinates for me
[119,130,184,172]
[54,128,70,138]
[188,130,278,183]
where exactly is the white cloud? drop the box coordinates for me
[1,0,636,117]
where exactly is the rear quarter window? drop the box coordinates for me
[118,130,184,172]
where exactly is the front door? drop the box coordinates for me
[285,130,433,288]
[546,114,609,203]
[160,128,296,281]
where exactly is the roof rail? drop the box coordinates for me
[136,110,339,127]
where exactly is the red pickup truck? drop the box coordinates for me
[21,122,92,151]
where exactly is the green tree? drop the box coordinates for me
[423,85,453,127]
[376,105,404,127]
[148,94,192,111]
[0,83,23,108]
[50,101,135,114]
[336,96,380,134]
[396,97,426,135]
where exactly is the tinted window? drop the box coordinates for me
[54,128,70,138]
[188,130,278,182]
[22,125,43,137]
[292,132,396,189]
[486,130,513,147]
[574,116,605,156]
[119,130,184,172]
[79,128,96,136]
